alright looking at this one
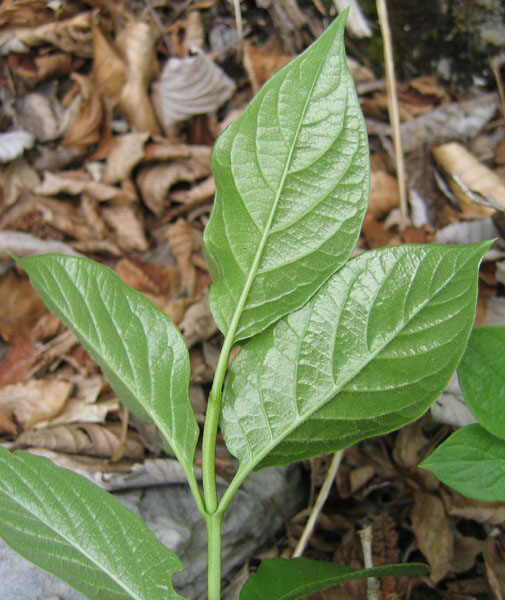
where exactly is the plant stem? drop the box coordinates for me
[202,333,235,514]
[206,511,224,600]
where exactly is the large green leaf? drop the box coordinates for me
[221,242,489,471]
[239,557,429,600]
[16,254,198,471]
[457,325,505,440]
[420,424,505,502]
[0,448,187,600]
[204,11,369,342]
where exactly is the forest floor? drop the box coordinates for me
[1,1,505,599]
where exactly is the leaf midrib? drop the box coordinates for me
[227,51,329,340]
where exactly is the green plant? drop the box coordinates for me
[421,325,505,502]
[0,12,490,600]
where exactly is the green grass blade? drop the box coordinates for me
[204,11,369,342]
[0,448,188,600]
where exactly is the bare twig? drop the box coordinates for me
[376,0,407,229]
[489,55,505,120]
[358,522,379,600]
[231,0,244,60]
[292,450,344,557]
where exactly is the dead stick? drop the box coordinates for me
[376,0,408,229]
[358,522,379,600]
[292,450,344,557]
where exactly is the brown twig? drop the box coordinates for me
[376,0,408,229]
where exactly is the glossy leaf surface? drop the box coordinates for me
[16,254,198,470]
[457,325,505,440]
[204,11,369,341]
[420,424,505,502]
[239,557,429,600]
[0,448,187,600]
[221,242,489,470]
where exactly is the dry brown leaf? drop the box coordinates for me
[103,132,149,184]
[433,142,505,217]
[91,23,126,109]
[7,12,93,57]
[243,41,294,93]
[167,218,198,296]
[4,157,40,207]
[80,194,108,237]
[101,204,148,252]
[361,213,402,249]
[137,158,212,215]
[369,166,400,218]
[142,142,211,163]
[496,137,505,165]
[0,0,57,28]
[116,21,160,134]
[0,377,72,435]
[116,257,181,298]
[0,337,38,387]
[484,535,505,600]
[184,10,205,53]
[411,491,452,583]
[35,170,121,201]
[37,397,119,429]
[452,533,485,574]
[62,73,104,150]
[17,422,144,460]
[0,270,47,341]
[179,291,217,347]
[8,52,76,84]
[14,91,63,142]
[441,487,505,525]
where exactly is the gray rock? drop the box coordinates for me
[0,465,303,600]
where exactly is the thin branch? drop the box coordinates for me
[292,450,344,557]
[358,522,379,600]
[376,0,408,229]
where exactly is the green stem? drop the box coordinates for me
[201,333,235,513]
[206,511,224,600]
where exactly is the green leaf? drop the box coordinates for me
[16,254,198,471]
[420,424,505,502]
[239,557,429,600]
[221,242,489,471]
[457,325,505,440]
[0,448,188,600]
[204,11,369,342]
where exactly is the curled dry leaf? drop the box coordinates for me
[35,170,122,201]
[136,158,211,215]
[91,23,126,109]
[4,158,40,207]
[411,492,452,583]
[167,218,198,296]
[243,41,294,93]
[0,12,93,57]
[101,204,148,252]
[62,73,104,149]
[369,164,400,218]
[102,132,149,184]
[115,258,181,299]
[432,142,505,217]
[15,91,64,142]
[0,378,73,435]
[0,130,34,163]
[484,535,505,600]
[8,52,75,84]
[440,487,505,526]
[37,397,119,429]
[179,291,217,347]
[0,231,85,261]
[116,21,160,134]
[158,49,235,126]
[16,423,144,461]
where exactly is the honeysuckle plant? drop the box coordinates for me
[0,11,491,600]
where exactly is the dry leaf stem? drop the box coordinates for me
[359,522,379,600]
[292,450,344,557]
[376,0,407,228]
